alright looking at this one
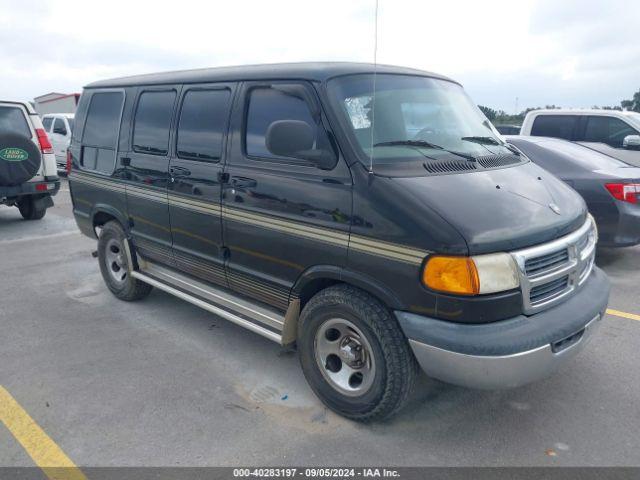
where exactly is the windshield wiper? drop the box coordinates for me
[373,140,476,161]
[461,136,502,146]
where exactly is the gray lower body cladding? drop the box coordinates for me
[396,267,610,389]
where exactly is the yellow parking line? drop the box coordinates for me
[0,385,86,480]
[606,308,640,322]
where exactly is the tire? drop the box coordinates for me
[297,284,419,421]
[0,133,42,186]
[98,221,153,301]
[18,197,46,220]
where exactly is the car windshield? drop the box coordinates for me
[327,74,511,164]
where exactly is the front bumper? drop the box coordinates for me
[396,267,610,389]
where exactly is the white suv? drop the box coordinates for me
[521,109,640,165]
[0,101,60,220]
[41,113,74,172]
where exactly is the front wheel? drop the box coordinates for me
[297,285,418,421]
[98,221,153,301]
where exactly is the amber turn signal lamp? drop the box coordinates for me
[422,256,480,295]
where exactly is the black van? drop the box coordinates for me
[69,63,610,420]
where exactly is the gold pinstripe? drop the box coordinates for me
[70,172,430,265]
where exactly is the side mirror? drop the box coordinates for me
[53,126,67,136]
[266,120,337,170]
[623,135,640,150]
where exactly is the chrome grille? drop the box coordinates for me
[524,248,569,276]
[511,217,597,315]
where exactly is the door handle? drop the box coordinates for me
[230,177,257,188]
[170,166,191,177]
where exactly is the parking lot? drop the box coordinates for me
[1,178,639,468]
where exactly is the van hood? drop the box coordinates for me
[392,162,588,254]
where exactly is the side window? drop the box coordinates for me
[584,116,637,148]
[82,91,125,173]
[53,118,67,135]
[42,117,53,131]
[177,89,231,162]
[133,90,176,155]
[531,115,577,140]
[245,86,329,162]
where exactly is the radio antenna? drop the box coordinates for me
[369,0,379,175]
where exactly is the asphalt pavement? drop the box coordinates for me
[1,179,639,468]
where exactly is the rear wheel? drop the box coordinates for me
[297,284,418,421]
[98,221,152,301]
[17,197,46,220]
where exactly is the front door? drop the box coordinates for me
[124,87,179,266]
[167,84,235,287]
[222,81,352,311]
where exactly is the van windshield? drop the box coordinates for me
[327,74,512,164]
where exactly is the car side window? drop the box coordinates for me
[245,86,329,163]
[42,117,53,131]
[133,90,176,156]
[530,115,577,140]
[82,91,125,173]
[584,116,638,148]
[177,89,231,162]
[53,118,67,135]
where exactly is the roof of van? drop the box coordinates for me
[85,62,459,88]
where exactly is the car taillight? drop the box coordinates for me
[35,128,54,154]
[66,149,73,175]
[605,183,640,204]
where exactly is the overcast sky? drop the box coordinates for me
[1,0,638,112]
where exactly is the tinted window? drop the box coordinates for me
[42,117,53,131]
[53,118,67,135]
[246,86,324,160]
[531,115,577,140]
[0,106,30,137]
[177,89,231,162]
[83,92,124,148]
[584,116,638,147]
[133,90,176,155]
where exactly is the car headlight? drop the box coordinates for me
[422,253,520,295]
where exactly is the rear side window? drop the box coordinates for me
[133,90,176,155]
[0,106,31,137]
[81,91,125,173]
[42,117,53,131]
[531,115,577,140]
[584,116,638,147]
[53,118,67,135]
[177,89,231,162]
[245,86,322,160]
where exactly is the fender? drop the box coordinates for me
[90,203,128,237]
[291,265,404,310]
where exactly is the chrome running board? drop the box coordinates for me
[131,260,284,344]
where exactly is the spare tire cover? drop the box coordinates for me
[0,133,42,186]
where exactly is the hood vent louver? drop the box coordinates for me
[476,154,522,169]
[423,160,478,174]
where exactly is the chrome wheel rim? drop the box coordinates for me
[105,237,128,286]
[314,318,376,397]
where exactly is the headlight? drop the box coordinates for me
[422,253,520,295]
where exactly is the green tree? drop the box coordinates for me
[621,89,640,112]
[478,105,497,121]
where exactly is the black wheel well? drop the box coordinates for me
[297,278,341,309]
[92,211,119,231]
